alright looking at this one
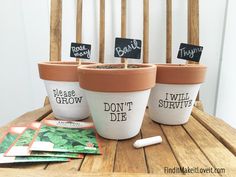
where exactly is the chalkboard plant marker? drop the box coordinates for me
[148,64,207,125]
[78,63,156,139]
[114,38,142,69]
[70,42,91,66]
[38,61,94,120]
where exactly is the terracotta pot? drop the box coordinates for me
[148,64,207,125]
[78,63,156,140]
[38,61,94,121]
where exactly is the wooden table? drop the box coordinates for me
[0,104,236,177]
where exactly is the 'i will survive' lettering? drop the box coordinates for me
[53,89,83,104]
[104,102,133,122]
[159,93,193,109]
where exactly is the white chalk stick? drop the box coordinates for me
[133,136,162,148]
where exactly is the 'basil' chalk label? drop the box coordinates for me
[114,38,142,59]
[70,42,91,59]
[177,43,203,62]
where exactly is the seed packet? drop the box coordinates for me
[29,120,101,154]
[0,127,68,163]
[5,122,83,159]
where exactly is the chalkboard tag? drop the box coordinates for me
[70,42,91,59]
[114,38,142,59]
[177,43,203,62]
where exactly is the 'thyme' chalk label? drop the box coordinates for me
[70,42,91,59]
[177,43,203,62]
[114,38,142,59]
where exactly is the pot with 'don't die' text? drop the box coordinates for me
[148,64,207,125]
[38,61,94,121]
[78,63,156,140]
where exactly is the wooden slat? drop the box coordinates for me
[0,105,51,135]
[99,0,105,63]
[121,0,126,64]
[0,169,201,177]
[44,97,50,106]
[184,116,236,176]
[187,0,199,65]
[50,0,62,61]
[47,160,83,172]
[194,101,204,111]
[76,0,83,62]
[143,0,149,63]
[166,0,172,63]
[192,107,236,156]
[76,0,83,43]
[114,133,147,173]
[79,137,117,172]
[188,0,200,101]
[161,125,216,176]
[141,112,180,174]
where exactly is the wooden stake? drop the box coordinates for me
[124,59,128,69]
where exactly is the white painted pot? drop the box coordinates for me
[38,61,92,120]
[148,64,207,125]
[78,63,156,139]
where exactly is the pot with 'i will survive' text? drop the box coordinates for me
[148,64,207,125]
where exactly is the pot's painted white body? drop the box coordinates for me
[83,89,151,140]
[148,83,200,125]
[44,80,90,120]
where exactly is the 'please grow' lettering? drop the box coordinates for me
[158,93,193,109]
[53,89,83,104]
[104,102,133,121]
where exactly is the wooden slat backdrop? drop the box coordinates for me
[49,0,200,65]
[121,0,126,63]
[50,0,62,61]
[143,0,149,63]
[76,0,83,61]
[99,0,105,63]
[188,0,199,64]
[49,1,200,64]
[166,0,172,63]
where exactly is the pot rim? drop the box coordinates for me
[38,61,94,82]
[156,63,207,84]
[78,63,157,92]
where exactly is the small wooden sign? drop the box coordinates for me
[177,43,203,62]
[70,42,91,59]
[114,38,142,59]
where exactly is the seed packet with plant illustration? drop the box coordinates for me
[5,122,83,159]
[0,127,69,163]
[29,120,101,154]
